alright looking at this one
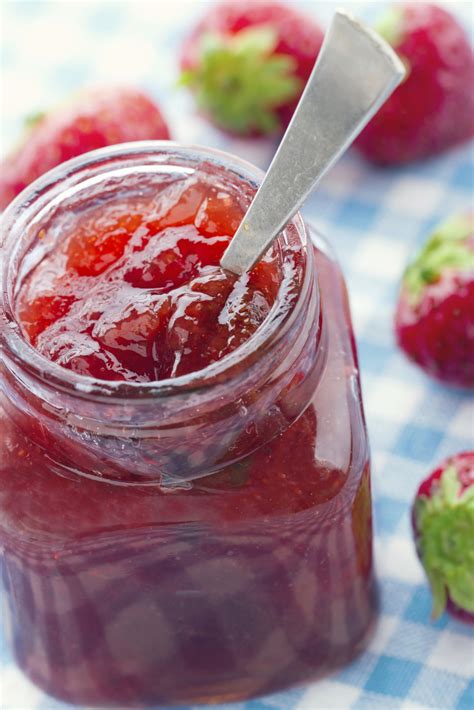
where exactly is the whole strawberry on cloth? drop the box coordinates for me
[0,87,170,210]
[395,213,474,388]
[413,452,474,623]
[179,0,324,136]
[355,3,474,165]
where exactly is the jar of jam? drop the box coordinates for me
[0,143,377,707]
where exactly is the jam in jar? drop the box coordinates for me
[0,143,377,707]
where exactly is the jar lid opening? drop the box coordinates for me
[1,142,315,402]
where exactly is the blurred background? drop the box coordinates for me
[1,0,473,163]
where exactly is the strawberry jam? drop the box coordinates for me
[0,144,377,706]
[17,177,281,382]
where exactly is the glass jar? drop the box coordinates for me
[0,143,377,707]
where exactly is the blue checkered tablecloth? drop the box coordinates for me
[1,1,473,709]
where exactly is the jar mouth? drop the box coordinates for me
[0,141,314,401]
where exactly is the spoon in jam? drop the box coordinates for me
[220,10,406,275]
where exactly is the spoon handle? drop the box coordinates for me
[220,10,406,275]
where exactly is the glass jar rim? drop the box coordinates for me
[0,141,315,402]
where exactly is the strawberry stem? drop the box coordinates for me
[403,215,474,303]
[24,111,47,129]
[415,465,474,619]
[181,27,302,134]
[375,6,405,47]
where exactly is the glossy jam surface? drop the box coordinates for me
[1,159,376,707]
[17,175,281,381]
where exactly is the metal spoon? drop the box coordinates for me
[220,10,406,275]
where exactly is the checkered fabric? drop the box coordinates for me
[1,2,473,709]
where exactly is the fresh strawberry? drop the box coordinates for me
[0,87,170,210]
[412,452,474,623]
[355,4,474,164]
[179,0,324,136]
[395,214,474,388]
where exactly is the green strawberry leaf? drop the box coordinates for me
[416,465,474,618]
[375,6,405,47]
[403,215,474,303]
[24,111,47,129]
[180,27,302,135]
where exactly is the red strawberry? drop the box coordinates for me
[412,452,474,622]
[355,4,474,164]
[0,87,170,210]
[179,1,324,136]
[395,214,474,388]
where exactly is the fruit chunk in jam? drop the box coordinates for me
[17,176,280,381]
